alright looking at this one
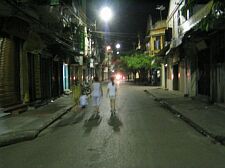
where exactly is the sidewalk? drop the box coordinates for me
[146,87,225,145]
[0,95,76,147]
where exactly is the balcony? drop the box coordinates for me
[179,0,213,36]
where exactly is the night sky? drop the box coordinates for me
[87,0,169,51]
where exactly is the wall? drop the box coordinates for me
[161,64,166,89]
[215,63,225,103]
[179,60,185,92]
[167,64,173,90]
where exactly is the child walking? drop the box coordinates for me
[107,76,117,116]
[79,91,88,110]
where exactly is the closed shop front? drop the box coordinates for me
[27,52,41,103]
[52,61,63,98]
[0,36,20,107]
[40,56,52,100]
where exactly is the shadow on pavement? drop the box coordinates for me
[83,114,102,134]
[108,115,123,132]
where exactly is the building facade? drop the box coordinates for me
[0,0,90,113]
[161,0,225,104]
[146,19,167,85]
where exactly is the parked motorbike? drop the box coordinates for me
[82,82,91,95]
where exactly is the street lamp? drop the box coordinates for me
[116,43,121,49]
[99,6,113,80]
[106,45,112,80]
[99,6,113,22]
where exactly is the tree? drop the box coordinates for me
[120,52,160,82]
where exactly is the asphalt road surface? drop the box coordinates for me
[1,83,225,168]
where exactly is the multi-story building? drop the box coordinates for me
[146,19,167,85]
[162,0,225,104]
[0,0,89,114]
[146,20,167,56]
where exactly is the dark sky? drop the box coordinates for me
[87,0,169,51]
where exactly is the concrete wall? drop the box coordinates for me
[215,63,225,103]
[179,61,185,93]
[161,64,166,89]
[167,64,173,90]
[183,42,198,97]
[190,69,197,97]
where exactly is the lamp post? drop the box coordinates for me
[106,45,111,80]
[99,6,113,80]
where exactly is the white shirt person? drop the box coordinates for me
[107,77,117,114]
[91,76,103,116]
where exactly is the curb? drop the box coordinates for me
[37,105,75,133]
[145,90,225,145]
[0,104,75,147]
[0,130,38,147]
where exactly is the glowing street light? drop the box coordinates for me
[106,45,111,51]
[116,43,121,49]
[99,7,113,22]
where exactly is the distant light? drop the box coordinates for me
[116,74,121,80]
[100,7,113,22]
[116,51,120,55]
[165,64,168,67]
[157,70,160,78]
[106,45,111,51]
[116,43,121,49]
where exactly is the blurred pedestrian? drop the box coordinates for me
[91,76,103,118]
[107,76,117,116]
[79,91,88,110]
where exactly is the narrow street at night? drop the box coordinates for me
[1,83,225,168]
[1,0,225,167]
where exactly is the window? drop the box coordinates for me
[154,36,161,50]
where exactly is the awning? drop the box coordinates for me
[155,44,170,57]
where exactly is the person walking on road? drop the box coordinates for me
[91,76,103,118]
[107,76,117,116]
